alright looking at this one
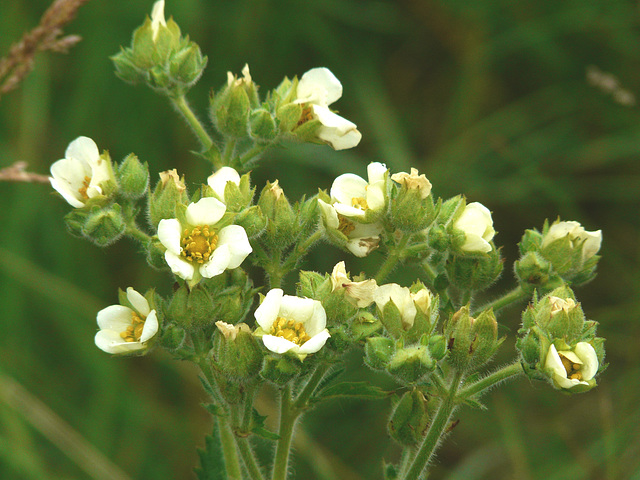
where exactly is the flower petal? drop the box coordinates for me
[164,251,195,280]
[186,197,226,226]
[95,330,144,354]
[262,334,299,354]
[65,136,99,165]
[139,310,159,343]
[298,329,331,354]
[575,342,599,381]
[126,287,150,316]
[217,225,252,269]
[97,305,134,330]
[200,243,231,278]
[157,219,182,255]
[331,173,367,206]
[296,67,343,106]
[317,199,340,229]
[279,295,316,323]
[207,167,241,200]
[300,300,327,336]
[255,288,284,331]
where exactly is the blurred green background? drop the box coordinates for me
[1,0,639,479]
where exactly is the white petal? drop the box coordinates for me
[126,288,150,316]
[151,0,166,41]
[456,203,493,238]
[262,334,299,354]
[296,67,343,106]
[298,329,331,354]
[217,225,252,269]
[574,342,599,381]
[333,203,367,218]
[582,230,602,260]
[346,237,379,257]
[50,177,85,208]
[200,243,231,278]
[317,199,340,229]
[461,234,492,254]
[207,167,241,200]
[350,222,383,238]
[300,300,327,336]
[313,105,361,150]
[331,173,367,206]
[255,289,284,331]
[65,136,99,165]
[157,219,182,255]
[542,221,580,248]
[95,330,145,354]
[97,305,134,331]
[50,158,90,208]
[186,197,227,226]
[164,251,195,280]
[367,162,388,184]
[280,295,316,323]
[139,310,159,343]
[365,181,386,212]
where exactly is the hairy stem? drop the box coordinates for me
[219,419,243,480]
[169,95,215,155]
[403,369,464,480]
[272,384,295,480]
[474,286,529,315]
[375,234,410,283]
[457,362,523,401]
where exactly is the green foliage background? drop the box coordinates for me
[1,0,639,478]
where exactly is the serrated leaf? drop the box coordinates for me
[250,408,280,441]
[313,381,391,403]
[195,421,227,480]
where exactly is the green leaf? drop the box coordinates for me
[250,409,280,441]
[312,381,391,403]
[195,421,227,480]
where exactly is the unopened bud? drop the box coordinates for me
[148,169,187,226]
[118,153,149,199]
[364,336,395,370]
[82,204,126,246]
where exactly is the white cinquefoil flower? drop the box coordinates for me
[544,342,598,390]
[330,162,388,220]
[318,199,382,257]
[255,289,330,359]
[50,136,114,208]
[542,221,602,262]
[330,261,378,308]
[157,197,252,284]
[295,67,362,150]
[207,166,241,202]
[453,202,495,253]
[95,288,159,354]
[374,284,417,329]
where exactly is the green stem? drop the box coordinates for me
[238,144,268,169]
[272,385,295,480]
[124,223,150,244]
[294,363,330,408]
[457,362,523,402]
[223,138,237,166]
[281,229,324,273]
[169,95,214,153]
[474,286,529,315]
[219,419,243,480]
[403,369,464,480]
[236,437,265,480]
[267,249,283,289]
[375,234,410,283]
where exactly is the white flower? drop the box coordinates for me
[295,67,362,150]
[453,202,495,253]
[330,261,378,308]
[318,199,382,257]
[157,197,252,284]
[548,296,577,316]
[374,284,417,329]
[542,221,602,262]
[391,168,432,199]
[207,166,241,201]
[95,288,159,354]
[150,0,167,42]
[330,162,388,219]
[544,342,598,390]
[411,287,432,316]
[50,136,113,208]
[216,321,250,340]
[255,289,330,359]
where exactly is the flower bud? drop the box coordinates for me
[468,309,500,368]
[214,322,263,381]
[166,283,215,331]
[514,251,564,294]
[160,323,186,351]
[82,204,126,246]
[543,341,599,393]
[169,43,207,89]
[250,109,278,142]
[387,345,435,384]
[364,336,395,370]
[259,354,301,385]
[444,306,474,369]
[389,168,436,232]
[445,247,503,292]
[450,201,495,254]
[234,205,267,239]
[148,169,188,226]
[276,103,304,133]
[257,180,296,248]
[374,284,416,339]
[213,81,251,138]
[118,153,149,199]
[388,390,429,447]
[428,334,447,361]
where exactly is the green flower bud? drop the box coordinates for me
[364,337,396,370]
[235,205,267,239]
[118,153,149,199]
[298,271,332,300]
[387,345,435,384]
[468,309,500,368]
[444,306,474,369]
[514,251,564,294]
[389,168,435,232]
[148,169,188,227]
[428,334,447,361]
[259,354,301,385]
[388,390,429,447]
[257,180,296,248]
[111,51,148,85]
[63,209,88,238]
[214,322,263,381]
[427,223,450,252]
[82,204,126,246]
[250,109,278,142]
[167,283,215,331]
[160,323,186,351]
[169,43,207,89]
[445,248,503,292]
[276,103,303,133]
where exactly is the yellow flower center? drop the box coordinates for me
[297,105,314,127]
[181,225,218,264]
[78,176,91,199]
[559,353,583,381]
[351,197,368,210]
[270,316,311,346]
[120,312,146,343]
[337,214,355,236]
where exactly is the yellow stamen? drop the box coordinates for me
[78,176,91,199]
[119,312,146,343]
[181,225,218,264]
[270,316,311,346]
[337,214,356,236]
[351,197,368,210]
[297,106,314,127]
[560,354,583,381]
